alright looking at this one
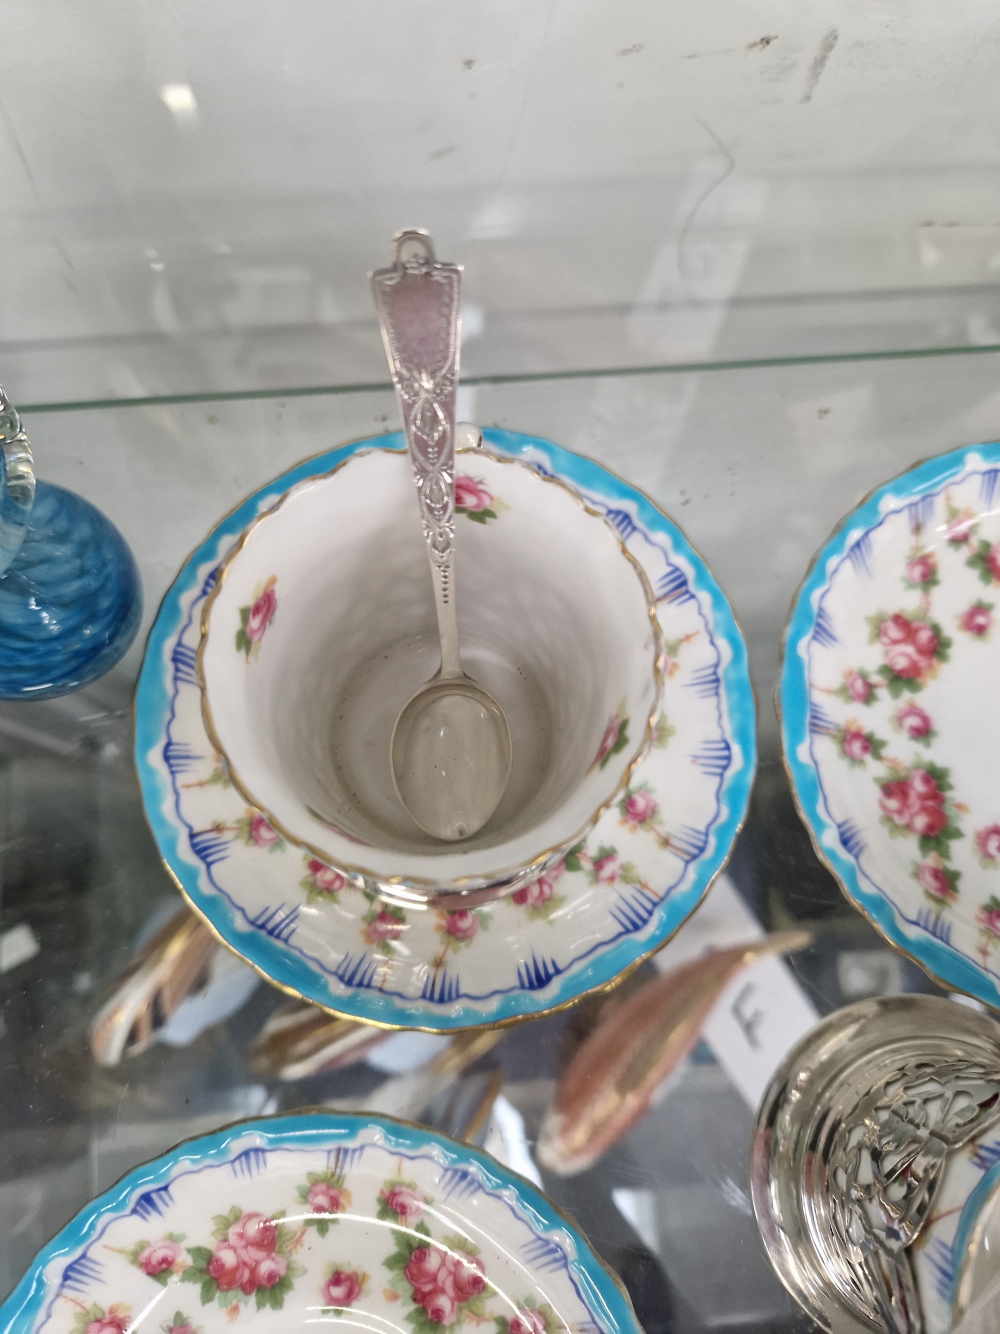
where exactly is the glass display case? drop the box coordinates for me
[4,3,1000,1330]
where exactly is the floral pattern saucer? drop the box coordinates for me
[0,1112,642,1334]
[134,427,754,1029]
[781,440,1000,1009]
[912,1118,1000,1331]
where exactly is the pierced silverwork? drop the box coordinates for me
[819,1060,1000,1334]
[750,997,1000,1334]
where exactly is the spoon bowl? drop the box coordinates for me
[391,673,513,841]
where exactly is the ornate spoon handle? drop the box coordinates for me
[372,230,463,678]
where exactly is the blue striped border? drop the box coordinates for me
[780,440,1000,1009]
[134,428,755,1027]
[0,1113,638,1334]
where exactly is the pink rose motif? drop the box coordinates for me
[879,613,913,646]
[979,905,1000,938]
[248,814,279,849]
[166,1325,196,1334]
[422,1289,458,1325]
[916,863,953,902]
[961,604,992,636]
[594,716,621,767]
[987,542,1000,582]
[307,1181,345,1214]
[208,1243,251,1293]
[592,853,621,884]
[443,909,478,940]
[897,702,931,739]
[404,1246,445,1295]
[450,1255,485,1300]
[884,641,927,680]
[623,790,657,824]
[382,1186,424,1221]
[435,1258,461,1303]
[910,621,939,658]
[454,475,492,512]
[845,670,873,703]
[85,1319,129,1334]
[228,1211,277,1260]
[879,779,916,828]
[307,859,345,894]
[512,875,555,907]
[137,1238,185,1276]
[366,910,403,942]
[508,1310,547,1334]
[946,513,975,544]
[905,553,936,585]
[840,727,871,762]
[909,769,942,803]
[323,1270,363,1307]
[245,581,277,643]
[976,826,1000,863]
[911,803,947,839]
[253,1254,287,1290]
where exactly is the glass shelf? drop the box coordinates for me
[7,284,1000,412]
[0,347,982,1330]
[12,342,1000,755]
[5,2,1000,1326]
[0,709,944,1329]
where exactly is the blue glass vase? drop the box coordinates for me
[0,392,142,700]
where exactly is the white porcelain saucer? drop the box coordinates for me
[0,1112,642,1334]
[915,1116,1000,1332]
[781,441,1000,1010]
[134,428,755,1030]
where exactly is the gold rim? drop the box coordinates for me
[194,445,665,894]
[775,441,1000,1013]
[21,1103,642,1330]
[135,427,754,1033]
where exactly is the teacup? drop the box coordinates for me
[197,443,663,904]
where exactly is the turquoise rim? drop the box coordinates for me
[949,1155,1000,1316]
[0,1111,640,1334]
[780,440,1000,1009]
[134,427,756,1028]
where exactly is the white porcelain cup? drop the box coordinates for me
[198,444,663,903]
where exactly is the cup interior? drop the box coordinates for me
[200,448,660,886]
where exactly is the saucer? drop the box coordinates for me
[0,1111,642,1334]
[916,1112,1000,1331]
[134,427,755,1030]
[780,440,1000,1009]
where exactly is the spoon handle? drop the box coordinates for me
[372,230,463,679]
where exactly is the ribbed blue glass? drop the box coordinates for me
[0,481,142,699]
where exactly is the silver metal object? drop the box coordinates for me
[750,996,1000,1334]
[0,385,35,575]
[372,230,511,842]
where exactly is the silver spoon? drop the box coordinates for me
[372,230,512,842]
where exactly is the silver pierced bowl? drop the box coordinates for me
[750,995,1000,1334]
